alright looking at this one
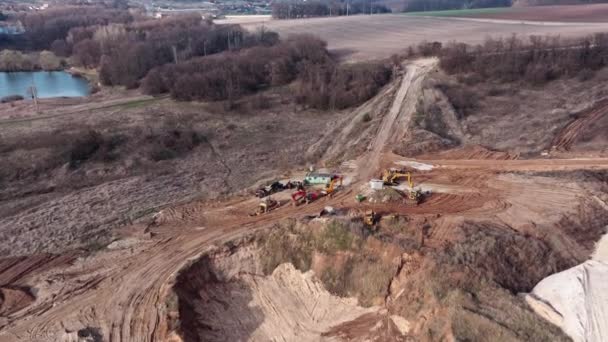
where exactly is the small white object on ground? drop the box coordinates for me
[370,179,384,190]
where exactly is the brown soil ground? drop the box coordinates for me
[0,86,355,257]
[486,4,608,22]
[0,59,607,341]
[232,15,608,61]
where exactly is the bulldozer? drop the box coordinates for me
[363,210,380,226]
[381,169,422,205]
[250,197,280,216]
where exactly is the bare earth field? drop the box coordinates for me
[475,4,608,22]
[227,15,608,60]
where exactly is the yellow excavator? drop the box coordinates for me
[381,169,422,205]
[324,176,343,196]
[381,168,412,186]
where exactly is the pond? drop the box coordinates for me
[0,71,90,99]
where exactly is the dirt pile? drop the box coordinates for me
[526,232,608,342]
[0,287,34,317]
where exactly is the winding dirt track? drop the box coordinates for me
[551,99,608,151]
[2,60,608,342]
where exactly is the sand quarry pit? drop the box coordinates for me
[170,242,384,342]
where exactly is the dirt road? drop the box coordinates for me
[362,58,436,179]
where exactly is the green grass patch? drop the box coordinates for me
[113,97,162,110]
[403,7,509,18]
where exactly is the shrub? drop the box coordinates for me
[67,130,127,167]
[577,68,594,82]
[316,220,358,253]
[1,94,24,103]
[436,83,478,119]
[439,34,608,85]
[68,130,104,167]
[147,124,205,161]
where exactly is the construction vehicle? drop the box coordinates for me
[255,181,284,198]
[283,181,303,190]
[381,169,423,205]
[324,175,343,196]
[405,188,422,206]
[363,210,380,226]
[381,168,412,186]
[291,189,324,206]
[250,197,280,216]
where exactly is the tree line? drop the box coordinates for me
[271,0,390,19]
[1,4,393,110]
[12,5,133,50]
[0,49,63,71]
[143,34,393,110]
[25,11,277,88]
[438,34,608,84]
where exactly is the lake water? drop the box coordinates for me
[0,71,90,99]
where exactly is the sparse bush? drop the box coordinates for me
[147,124,205,161]
[486,86,506,97]
[68,130,104,167]
[1,94,24,103]
[577,68,595,82]
[257,221,315,275]
[439,34,608,85]
[316,221,357,253]
[361,113,372,123]
[296,61,392,110]
[418,41,442,57]
[436,83,477,119]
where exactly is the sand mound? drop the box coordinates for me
[526,233,608,342]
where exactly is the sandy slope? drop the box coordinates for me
[526,233,608,342]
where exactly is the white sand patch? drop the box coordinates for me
[395,160,434,171]
[390,315,411,335]
[526,230,608,342]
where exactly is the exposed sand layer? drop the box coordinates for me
[527,232,608,342]
[176,262,380,341]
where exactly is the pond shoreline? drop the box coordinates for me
[0,71,92,99]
